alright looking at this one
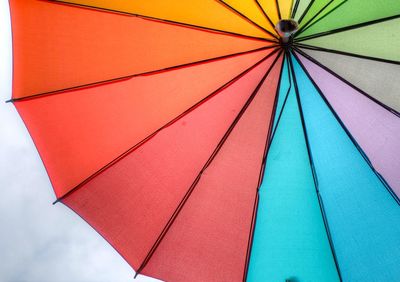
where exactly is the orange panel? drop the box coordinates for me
[204,0,278,36]
[15,48,276,198]
[258,0,280,24]
[10,0,272,99]
[55,0,274,39]
[278,0,293,19]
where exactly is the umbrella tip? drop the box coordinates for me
[276,19,298,45]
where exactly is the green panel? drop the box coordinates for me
[299,0,346,33]
[299,0,330,27]
[293,0,312,21]
[298,0,400,38]
[247,77,339,282]
[300,18,400,61]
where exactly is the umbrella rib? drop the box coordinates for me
[295,0,348,37]
[275,0,282,20]
[297,0,316,24]
[291,0,301,19]
[134,51,283,278]
[288,52,343,281]
[295,0,335,36]
[242,51,287,282]
[217,0,279,39]
[289,0,295,20]
[294,14,400,42]
[254,0,279,35]
[242,193,260,281]
[292,46,400,117]
[7,45,278,103]
[293,43,400,66]
[51,0,276,42]
[52,48,280,205]
[291,50,400,206]
[268,53,293,146]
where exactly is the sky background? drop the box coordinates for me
[0,1,160,281]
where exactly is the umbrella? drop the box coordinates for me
[8,0,400,281]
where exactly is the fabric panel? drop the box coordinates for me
[297,52,400,200]
[298,0,330,27]
[298,0,346,32]
[62,54,280,272]
[221,0,278,35]
[15,49,275,197]
[248,72,339,282]
[293,0,312,21]
[141,56,282,282]
[10,0,271,99]
[54,0,272,39]
[272,56,291,132]
[298,0,400,38]
[299,48,400,112]
[300,18,400,62]
[258,0,279,24]
[278,0,293,19]
[292,55,400,281]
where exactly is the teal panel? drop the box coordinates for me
[247,73,339,281]
[272,56,290,133]
[292,55,400,281]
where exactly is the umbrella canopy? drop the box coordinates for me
[8,0,400,281]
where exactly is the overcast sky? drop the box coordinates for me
[0,1,160,281]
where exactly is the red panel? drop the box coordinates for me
[10,0,271,99]
[141,55,283,282]
[15,48,276,197]
[62,53,280,271]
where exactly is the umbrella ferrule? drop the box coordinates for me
[276,19,299,44]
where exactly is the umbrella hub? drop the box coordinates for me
[276,19,298,46]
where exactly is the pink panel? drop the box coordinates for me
[297,52,400,197]
[16,48,275,198]
[62,53,280,271]
[142,56,283,282]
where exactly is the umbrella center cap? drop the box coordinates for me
[276,19,298,45]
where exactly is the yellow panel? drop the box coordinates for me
[278,0,293,19]
[258,0,280,25]
[55,0,274,40]
[222,0,278,36]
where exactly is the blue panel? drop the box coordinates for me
[272,56,291,133]
[247,62,339,282]
[292,54,400,281]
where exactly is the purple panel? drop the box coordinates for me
[296,52,400,197]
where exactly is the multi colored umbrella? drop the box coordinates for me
[8,0,400,281]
